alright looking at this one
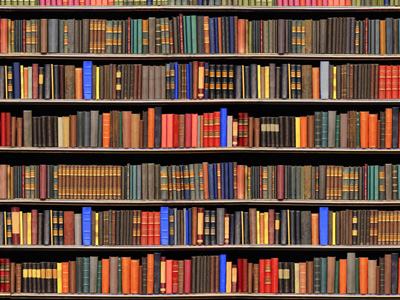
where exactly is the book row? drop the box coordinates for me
[5,107,400,149]
[2,61,400,100]
[2,206,400,246]
[1,163,400,201]
[3,17,400,55]
[1,252,400,295]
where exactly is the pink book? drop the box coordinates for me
[288,0,294,5]
[74,0,79,4]
[305,0,311,4]
[39,0,45,5]
[166,114,173,148]
[184,260,191,293]
[45,0,51,5]
[294,0,300,5]
[191,114,198,148]
[161,114,167,148]
[68,0,73,4]
[276,0,283,5]
[322,0,328,4]
[283,0,289,4]
[166,260,173,294]
[311,0,317,5]
[102,0,107,5]
[56,0,62,5]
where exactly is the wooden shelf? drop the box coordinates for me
[1,245,400,251]
[4,293,400,299]
[2,199,400,206]
[1,147,400,154]
[0,98,399,105]
[2,53,400,61]
[1,5,400,13]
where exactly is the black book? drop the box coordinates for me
[76,257,83,293]
[300,211,312,244]
[154,253,161,294]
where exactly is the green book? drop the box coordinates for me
[355,258,360,294]
[118,258,122,293]
[356,112,360,148]
[76,257,83,293]
[83,257,90,293]
[191,15,197,54]
[321,257,327,294]
[334,261,340,294]
[335,115,340,148]
[374,165,379,200]
[97,261,102,293]
[183,17,187,54]
[138,20,142,54]
[187,17,192,54]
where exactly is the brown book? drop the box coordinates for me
[306,261,313,294]
[64,211,74,245]
[15,263,21,293]
[253,264,259,293]
[192,207,198,245]
[307,115,315,147]
[40,19,48,53]
[302,65,312,98]
[249,208,257,244]
[384,253,391,294]
[64,65,76,100]
[368,259,377,294]
[69,261,76,293]
[303,165,312,200]
[69,115,77,148]
[110,256,118,294]
[248,117,254,147]
[327,256,336,293]
[253,118,260,148]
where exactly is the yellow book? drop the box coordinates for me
[287,210,290,245]
[242,65,245,99]
[20,65,24,98]
[265,66,269,98]
[51,64,54,99]
[333,66,337,99]
[27,212,31,245]
[257,65,261,99]
[241,211,244,244]
[264,211,268,244]
[332,212,336,245]
[288,63,291,99]
[57,263,62,293]
[50,209,53,245]
[295,117,301,148]
[95,212,99,245]
[226,261,232,293]
[19,211,23,245]
[62,116,70,148]
[256,210,260,244]
[96,66,100,100]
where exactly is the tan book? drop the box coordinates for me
[368,259,377,294]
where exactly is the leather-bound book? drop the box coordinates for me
[306,261,313,294]
[109,256,118,294]
[40,19,48,53]
[76,257,83,293]
[64,65,76,99]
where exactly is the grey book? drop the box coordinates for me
[385,164,393,200]
[216,208,225,245]
[76,257,83,293]
[84,111,91,148]
[74,213,82,245]
[77,111,84,147]
[68,19,75,53]
[90,111,99,147]
[327,111,337,148]
[319,165,327,200]
[47,19,59,53]
[23,110,33,147]
[149,17,156,54]
[320,61,330,99]
[347,252,356,294]
[300,210,311,244]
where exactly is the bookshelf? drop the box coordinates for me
[2,2,400,298]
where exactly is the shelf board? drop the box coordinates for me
[5,293,400,299]
[0,98,399,105]
[1,5,400,13]
[2,53,400,61]
[2,245,400,251]
[1,147,400,154]
[2,199,400,206]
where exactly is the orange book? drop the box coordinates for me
[359,111,369,149]
[300,116,307,148]
[130,259,140,294]
[312,67,320,99]
[166,259,173,294]
[217,18,222,53]
[121,257,131,294]
[102,258,110,293]
[61,262,69,293]
[122,111,132,149]
[0,19,8,53]
[237,19,246,54]
[339,259,347,294]
[368,114,378,148]
[311,213,319,245]
[147,254,154,294]
[359,257,368,294]
[166,114,173,148]
[299,262,306,293]
[386,66,392,99]
[148,108,155,149]
[102,113,111,148]
[379,65,386,99]
[148,211,154,246]
[23,67,28,99]
[237,165,245,199]
[385,108,393,148]
[75,68,83,99]
[161,114,167,148]
[380,20,386,54]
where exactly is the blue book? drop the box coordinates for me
[221,163,225,199]
[392,107,399,148]
[319,207,329,245]
[208,164,214,199]
[204,63,209,99]
[228,162,234,199]
[387,18,393,54]
[321,112,328,148]
[214,164,218,199]
[43,210,51,245]
[224,163,229,199]
[320,61,330,100]
[220,108,227,147]
[146,0,152,5]
[189,62,193,100]
[214,20,219,53]
[219,254,226,292]
[209,18,215,54]
[175,63,178,99]
[229,17,234,53]
[83,61,92,99]
[160,207,169,245]
[385,0,390,5]
[187,64,190,99]
[82,207,92,245]
[188,208,192,244]
[186,209,190,245]
[169,208,174,245]
[13,62,21,99]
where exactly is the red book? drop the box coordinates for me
[32,64,39,99]
[0,258,4,292]
[161,114,167,148]
[276,165,285,200]
[166,260,173,294]
[392,65,399,99]
[203,113,209,147]
[184,259,191,293]
[179,15,184,54]
[31,209,38,245]
[22,20,26,53]
[0,19,8,53]
[63,211,74,245]
[365,18,369,54]
[271,258,279,293]
[1,112,6,146]
[184,114,192,148]
[265,259,272,293]
[237,165,244,199]
[141,211,148,245]
[154,211,160,245]
[386,108,393,148]
[379,65,386,99]
[39,165,47,199]
[173,114,179,148]
[127,18,131,54]
[238,113,244,146]
[3,258,10,292]
[214,111,220,147]
[386,65,392,99]
[5,112,10,147]
[166,114,173,148]
[237,19,245,54]
[172,260,178,294]
[237,259,243,292]
[259,259,265,293]
[191,113,198,148]
[147,211,154,246]
[268,209,275,245]
[11,207,20,245]
[208,113,214,147]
